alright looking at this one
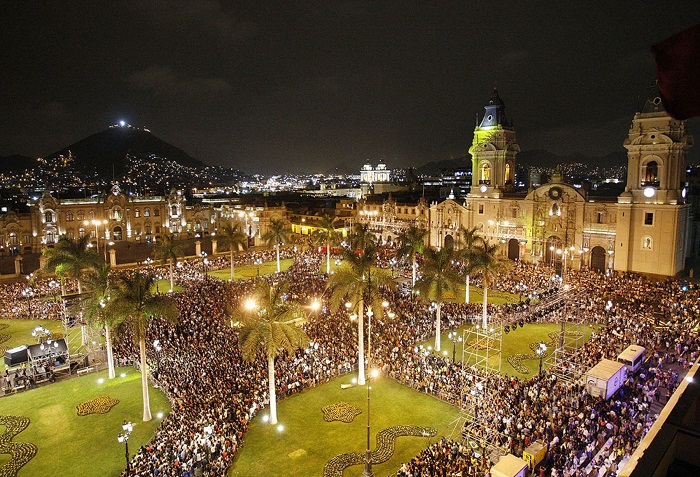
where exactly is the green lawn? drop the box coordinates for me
[422,322,600,378]
[0,366,171,477]
[153,278,184,293]
[228,375,461,477]
[208,258,294,281]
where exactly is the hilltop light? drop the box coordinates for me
[119,120,126,127]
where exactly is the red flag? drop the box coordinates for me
[652,23,700,120]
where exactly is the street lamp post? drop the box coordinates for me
[117,420,133,474]
[200,251,208,280]
[22,288,34,318]
[255,258,263,276]
[85,219,108,257]
[536,342,547,375]
[448,330,463,362]
[363,368,379,477]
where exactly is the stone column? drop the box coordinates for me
[195,240,202,257]
[212,239,218,255]
[14,255,23,276]
[109,249,117,267]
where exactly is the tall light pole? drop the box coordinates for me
[363,368,378,477]
[536,342,547,375]
[85,219,108,256]
[22,288,34,318]
[448,330,462,362]
[117,420,133,474]
[200,251,208,280]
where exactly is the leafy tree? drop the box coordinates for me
[42,235,101,294]
[77,264,118,378]
[218,222,248,281]
[110,270,180,421]
[262,218,289,273]
[414,245,461,351]
[233,279,309,425]
[152,233,184,292]
[457,226,483,304]
[311,215,341,274]
[472,240,510,327]
[396,225,428,288]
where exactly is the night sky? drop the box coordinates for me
[2,2,699,174]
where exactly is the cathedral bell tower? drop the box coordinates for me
[468,87,520,198]
[619,88,693,205]
[616,87,693,276]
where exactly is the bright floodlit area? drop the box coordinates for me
[0,245,698,477]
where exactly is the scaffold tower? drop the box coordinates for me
[546,291,588,384]
[456,321,507,463]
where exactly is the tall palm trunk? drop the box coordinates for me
[105,324,115,379]
[357,299,366,386]
[435,303,442,351]
[482,281,489,328]
[326,240,331,274]
[276,245,281,273]
[230,250,236,281]
[465,274,470,304]
[139,336,152,421]
[412,256,417,288]
[268,355,278,425]
[169,260,175,292]
[77,279,82,295]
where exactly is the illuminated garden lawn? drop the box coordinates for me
[228,376,461,477]
[0,366,170,477]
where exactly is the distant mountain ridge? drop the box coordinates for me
[415,150,628,175]
[43,125,206,176]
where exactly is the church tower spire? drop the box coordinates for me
[468,86,519,197]
[619,85,693,205]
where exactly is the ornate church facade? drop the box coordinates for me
[359,89,693,276]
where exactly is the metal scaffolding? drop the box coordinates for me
[456,321,508,463]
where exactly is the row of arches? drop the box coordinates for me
[439,234,608,272]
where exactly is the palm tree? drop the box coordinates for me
[110,270,180,421]
[414,245,461,351]
[327,240,394,383]
[348,222,376,251]
[42,235,101,294]
[233,279,309,425]
[396,225,428,288]
[327,244,373,385]
[152,233,184,292]
[78,264,118,378]
[457,226,483,304]
[311,215,340,274]
[472,240,510,328]
[262,218,289,273]
[218,222,248,281]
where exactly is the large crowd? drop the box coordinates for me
[3,247,699,477]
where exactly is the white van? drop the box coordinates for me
[617,345,646,373]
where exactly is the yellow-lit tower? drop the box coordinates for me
[468,87,520,198]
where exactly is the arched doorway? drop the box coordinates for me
[444,234,454,249]
[113,226,123,241]
[507,238,520,260]
[590,246,606,272]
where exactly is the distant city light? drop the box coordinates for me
[119,120,126,127]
